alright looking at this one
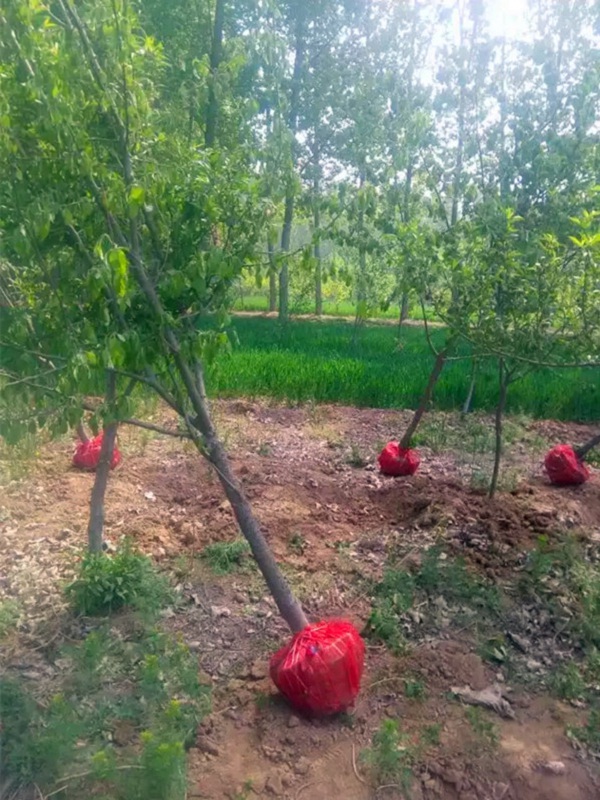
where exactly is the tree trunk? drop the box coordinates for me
[268,241,277,313]
[278,6,306,324]
[76,421,89,443]
[462,358,477,415]
[489,359,509,499]
[399,294,409,325]
[575,432,600,460]
[400,348,449,449]
[87,371,117,553]
[127,243,309,634]
[204,0,225,148]
[314,187,322,317]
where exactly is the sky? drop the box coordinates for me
[486,0,530,40]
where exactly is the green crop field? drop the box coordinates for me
[205,316,600,422]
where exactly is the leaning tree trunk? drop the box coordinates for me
[128,238,309,633]
[399,347,450,449]
[399,294,409,325]
[462,357,477,416]
[575,432,600,460]
[489,359,509,499]
[87,371,118,553]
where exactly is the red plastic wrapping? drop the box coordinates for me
[378,441,420,476]
[544,444,589,486]
[72,433,122,471]
[269,620,365,716]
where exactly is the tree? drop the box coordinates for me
[0,0,308,632]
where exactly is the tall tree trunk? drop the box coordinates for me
[87,371,118,553]
[400,348,449,449]
[399,294,409,325]
[279,6,306,323]
[204,0,225,148]
[313,169,322,317]
[355,163,367,326]
[462,357,477,415]
[268,240,277,313]
[489,359,509,499]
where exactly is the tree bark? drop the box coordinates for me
[76,421,89,443]
[575,432,600,460]
[204,0,225,148]
[462,358,477,415]
[400,349,448,449]
[399,294,409,325]
[313,177,322,317]
[489,359,509,499]
[268,240,277,313]
[87,371,117,553]
[279,5,306,323]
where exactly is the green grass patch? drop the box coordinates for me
[201,538,251,575]
[366,546,502,652]
[203,316,599,422]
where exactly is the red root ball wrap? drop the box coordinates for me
[544,444,590,486]
[72,433,122,471]
[269,620,365,716]
[378,441,420,476]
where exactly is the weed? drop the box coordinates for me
[361,718,415,792]
[201,538,251,575]
[288,532,307,555]
[0,598,19,637]
[257,442,272,456]
[347,443,367,468]
[568,707,600,750]
[0,626,210,798]
[549,662,586,701]
[232,780,255,800]
[66,541,172,617]
[465,707,499,750]
[366,568,415,652]
[416,546,501,614]
[421,723,442,747]
[479,635,509,665]
[404,678,427,701]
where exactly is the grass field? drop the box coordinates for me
[205,316,600,422]
[232,292,429,320]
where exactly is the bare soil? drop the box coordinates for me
[1,401,599,800]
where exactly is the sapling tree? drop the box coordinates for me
[0,0,309,632]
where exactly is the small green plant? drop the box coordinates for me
[201,538,251,575]
[361,718,415,791]
[0,626,210,798]
[257,442,272,456]
[479,635,508,664]
[404,678,426,701]
[347,443,367,467]
[568,707,600,750]
[232,780,255,800]
[288,532,307,555]
[549,662,586,701]
[465,707,499,750]
[421,723,441,747]
[66,542,172,617]
[0,599,19,637]
[366,568,415,652]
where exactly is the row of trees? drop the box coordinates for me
[0,0,598,560]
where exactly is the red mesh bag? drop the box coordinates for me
[378,441,420,476]
[72,433,122,471]
[269,620,365,716]
[544,444,589,486]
